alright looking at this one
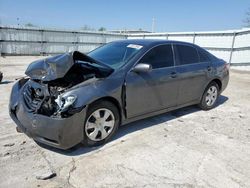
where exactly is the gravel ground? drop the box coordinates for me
[230,65,250,72]
[0,56,250,188]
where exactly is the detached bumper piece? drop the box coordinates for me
[0,71,3,83]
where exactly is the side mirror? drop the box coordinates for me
[132,63,152,73]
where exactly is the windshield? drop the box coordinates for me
[88,42,143,69]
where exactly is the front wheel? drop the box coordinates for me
[199,82,219,110]
[82,101,120,147]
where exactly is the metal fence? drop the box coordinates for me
[128,29,250,65]
[1,26,250,65]
[0,26,126,55]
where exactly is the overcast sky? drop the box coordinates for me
[0,0,249,32]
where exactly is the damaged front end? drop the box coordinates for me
[22,79,79,118]
[9,51,113,149]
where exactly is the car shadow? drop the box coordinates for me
[37,95,228,155]
[0,80,14,85]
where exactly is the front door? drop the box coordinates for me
[125,44,179,118]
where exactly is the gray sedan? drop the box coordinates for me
[9,40,229,149]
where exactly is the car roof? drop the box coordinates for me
[112,39,196,47]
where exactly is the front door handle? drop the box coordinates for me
[171,72,177,78]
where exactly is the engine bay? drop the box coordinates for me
[23,62,106,117]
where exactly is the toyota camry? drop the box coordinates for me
[9,39,229,149]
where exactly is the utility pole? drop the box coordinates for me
[152,17,155,33]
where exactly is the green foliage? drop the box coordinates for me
[98,27,106,31]
[24,23,37,27]
[243,8,250,27]
[80,25,96,31]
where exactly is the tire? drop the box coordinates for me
[82,101,120,147]
[199,81,219,110]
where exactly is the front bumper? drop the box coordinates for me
[9,81,87,150]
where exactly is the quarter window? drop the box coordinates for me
[175,45,199,65]
[139,45,174,69]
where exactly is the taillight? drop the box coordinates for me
[224,63,230,71]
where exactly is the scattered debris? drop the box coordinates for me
[178,119,184,122]
[36,171,56,180]
[20,141,26,145]
[3,143,15,147]
[4,152,10,156]
[228,136,234,139]
[239,114,245,118]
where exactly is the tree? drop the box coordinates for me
[80,25,96,31]
[24,23,37,27]
[243,8,250,27]
[98,27,106,32]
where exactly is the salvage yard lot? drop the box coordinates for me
[0,56,250,188]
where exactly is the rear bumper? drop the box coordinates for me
[9,81,87,150]
[221,70,229,93]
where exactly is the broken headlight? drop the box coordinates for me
[55,95,77,112]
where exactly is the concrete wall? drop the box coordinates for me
[128,29,250,65]
[0,26,126,55]
[1,26,250,65]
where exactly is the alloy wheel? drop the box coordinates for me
[85,108,115,141]
[205,85,218,106]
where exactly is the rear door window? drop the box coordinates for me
[139,44,174,69]
[175,44,199,65]
[198,49,210,62]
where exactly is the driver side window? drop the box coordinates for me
[139,44,174,69]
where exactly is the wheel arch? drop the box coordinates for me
[209,78,222,92]
[199,78,222,102]
[87,96,123,124]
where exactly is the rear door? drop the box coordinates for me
[125,44,179,118]
[174,44,212,105]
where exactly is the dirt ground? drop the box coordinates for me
[0,56,250,188]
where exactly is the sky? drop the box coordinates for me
[0,0,249,32]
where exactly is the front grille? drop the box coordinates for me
[23,84,44,112]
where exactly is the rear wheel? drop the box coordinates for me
[83,101,120,147]
[199,81,219,110]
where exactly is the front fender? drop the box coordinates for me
[61,78,123,110]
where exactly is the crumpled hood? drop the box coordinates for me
[25,51,112,82]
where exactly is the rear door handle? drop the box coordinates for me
[171,72,177,78]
